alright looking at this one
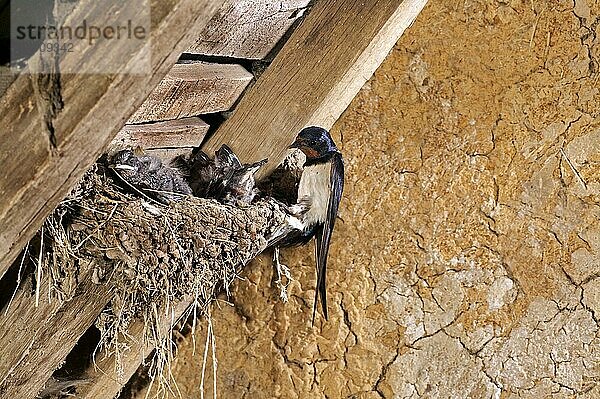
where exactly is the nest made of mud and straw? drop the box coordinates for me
[34,164,287,393]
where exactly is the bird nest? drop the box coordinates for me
[33,157,291,395]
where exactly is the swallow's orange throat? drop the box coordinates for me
[301,147,319,159]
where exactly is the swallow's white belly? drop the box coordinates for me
[297,162,331,227]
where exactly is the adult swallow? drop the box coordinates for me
[273,126,344,322]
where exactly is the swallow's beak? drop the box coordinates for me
[112,164,136,171]
[248,158,268,173]
[290,138,304,149]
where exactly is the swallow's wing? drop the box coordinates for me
[313,152,344,323]
[215,144,242,170]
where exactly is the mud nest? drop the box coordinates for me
[39,162,289,388]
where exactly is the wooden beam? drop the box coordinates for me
[127,62,253,124]
[110,117,209,150]
[0,0,226,280]
[144,147,195,164]
[0,262,113,398]
[0,67,16,98]
[76,298,193,399]
[186,0,310,59]
[202,0,429,178]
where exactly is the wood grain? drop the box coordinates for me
[0,0,226,281]
[0,261,113,398]
[202,0,429,179]
[145,147,195,164]
[76,298,193,399]
[127,62,253,123]
[110,117,209,150]
[0,67,16,98]
[187,0,310,59]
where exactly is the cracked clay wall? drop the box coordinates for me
[135,0,600,398]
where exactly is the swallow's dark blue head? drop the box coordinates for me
[290,126,338,160]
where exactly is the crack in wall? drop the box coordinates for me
[140,1,600,397]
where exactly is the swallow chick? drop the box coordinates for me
[178,145,240,198]
[182,145,267,204]
[214,144,243,175]
[110,149,192,204]
[220,158,268,205]
[209,144,243,198]
[269,126,344,323]
[211,146,267,204]
[175,150,215,197]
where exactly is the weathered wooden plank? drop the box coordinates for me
[110,117,209,150]
[0,262,113,398]
[186,0,311,59]
[0,67,16,98]
[144,147,195,164]
[76,298,193,399]
[203,0,429,179]
[0,0,226,281]
[127,62,253,124]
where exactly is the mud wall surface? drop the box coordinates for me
[139,0,600,397]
